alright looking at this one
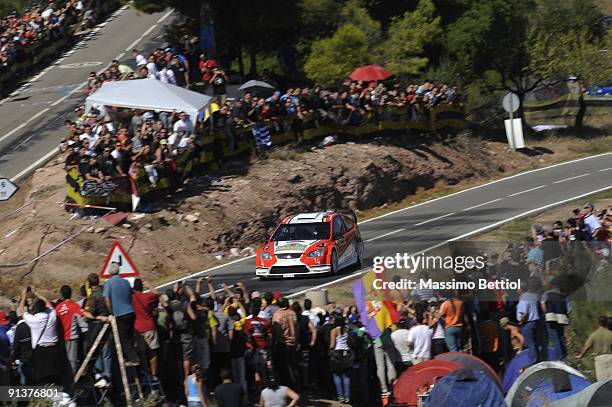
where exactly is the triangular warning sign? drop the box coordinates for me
[100,241,140,278]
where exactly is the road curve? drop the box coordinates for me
[0,6,175,181]
[156,152,612,297]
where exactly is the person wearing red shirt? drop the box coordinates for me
[244,297,271,385]
[132,278,161,378]
[55,285,84,373]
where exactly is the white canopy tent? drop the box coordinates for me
[85,78,212,122]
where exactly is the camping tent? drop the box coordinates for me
[435,352,502,389]
[502,348,558,393]
[505,361,592,407]
[551,379,612,406]
[85,78,212,121]
[392,359,463,406]
[424,368,507,407]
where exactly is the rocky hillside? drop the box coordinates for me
[0,134,604,297]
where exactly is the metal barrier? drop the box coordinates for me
[65,104,467,211]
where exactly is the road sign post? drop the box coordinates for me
[0,178,18,201]
[502,93,523,150]
[100,241,140,278]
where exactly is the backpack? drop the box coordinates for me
[11,322,32,364]
[172,303,189,332]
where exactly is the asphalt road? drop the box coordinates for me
[156,153,612,297]
[0,5,175,181]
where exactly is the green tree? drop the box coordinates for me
[379,0,441,76]
[339,0,382,51]
[300,0,345,41]
[530,28,612,126]
[304,23,369,86]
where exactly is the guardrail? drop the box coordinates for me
[65,104,467,212]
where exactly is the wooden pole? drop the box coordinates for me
[110,315,132,407]
[74,322,109,382]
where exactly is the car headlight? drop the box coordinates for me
[261,252,272,260]
[308,249,325,258]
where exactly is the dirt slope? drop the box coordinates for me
[0,135,608,298]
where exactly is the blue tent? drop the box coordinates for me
[502,348,558,393]
[424,368,507,407]
[505,361,592,407]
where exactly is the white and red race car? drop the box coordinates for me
[255,210,364,279]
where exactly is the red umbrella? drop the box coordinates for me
[349,64,393,81]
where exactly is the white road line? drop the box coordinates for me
[0,123,28,144]
[288,184,612,298]
[414,212,456,226]
[508,185,547,197]
[462,198,502,211]
[365,228,405,242]
[28,107,50,123]
[157,9,173,24]
[359,152,612,225]
[115,52,126,60]
[552,173,590,184]
[155,255,256,290]
[599,168,612,172]
[156,154,612,296]
[125,24,158,51]
[11,148,60,182]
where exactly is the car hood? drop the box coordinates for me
[273,240,318,253]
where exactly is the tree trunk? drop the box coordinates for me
[516,91,531,131]
[249,47,258,78]
[574,93,586,128]
[199,1,216,58]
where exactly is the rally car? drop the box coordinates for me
[255,210,364,279]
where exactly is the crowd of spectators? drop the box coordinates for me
[65,46,465,186]
[0,1,99,74]
[0,204,609,405]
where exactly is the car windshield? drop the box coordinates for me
[271,222,330,241]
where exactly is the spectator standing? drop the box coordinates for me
[169,282,197,382]
[244,298,271,387]
[208,279,234,387]
[102,264,139,366]
[271,298,297,387]
[194,277,218,372]
[18,287,62,385]
[429,302,449,357]
[83,273,112,384]
[210,68,229,104]
[259,373,299,407]
[11,315,33,385]
[329,314,353,403]
[291,302,316,391]
[407,313,433,365]
[214,368,245,407]
[438,293,465,352]
[390,319,412,373]
[185,363,208,407]
[517,279,542,367]
[541,282,569,361]
[54,285,83,373]
[577,316,612,380]
[132,279,161,378]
